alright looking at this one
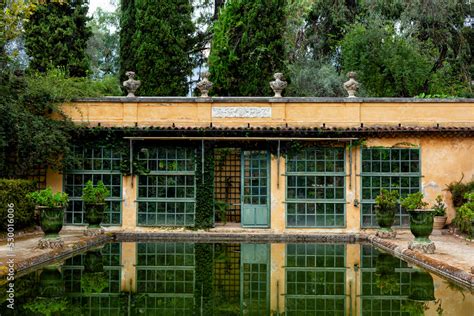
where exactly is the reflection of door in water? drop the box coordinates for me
[240,244,270,316]
[241,151,269,227]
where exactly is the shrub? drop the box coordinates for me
[27,187,68,208]
[432,195,447,217]
[375,189,399,211]
[453,192,474,238]
[82,180,109,204]
[0,179,36,232]
[400,192,428,212]
[445,176,474,208]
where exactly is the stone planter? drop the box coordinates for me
[408,209,436,253]
[433,216,447,230]
[39,266,65,298]
[85,203,105,229]
[38,206,64,239]
[84,249,104,273]
[375,205,397,238]
[408,270,435,302]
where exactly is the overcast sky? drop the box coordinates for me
[88,0,116,15]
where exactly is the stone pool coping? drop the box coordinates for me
[366,234,474,289]
[1,230,473,290]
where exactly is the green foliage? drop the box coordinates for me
[80,272,108,294]
[432,195,447,217]
[119,0,136,83]
[340,20,433,97]
[400,192,429,212]
[214,200,229,225]
[195,145,214,228]
[375,189,399,212]
[194,243,214,314]
[453,192,474,238]
[209,0,287,96]
[24,0,92,77]
[27,187,68,208]
[131,0,195,96]
[0,179,36,232]
[445,176,474,208]
[286,59,346,97]
[24,297,68,316]
[82,180,110,204]
[86,8,120,78]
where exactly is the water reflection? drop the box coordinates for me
[1,242,473,315]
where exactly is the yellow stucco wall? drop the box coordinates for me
[63,100,474,128]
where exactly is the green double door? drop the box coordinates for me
[241,150,270,227]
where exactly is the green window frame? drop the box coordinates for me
[360,245,416,315]
[63,243,122,314]
[136,147,196,226]
[285,244,346,316]
[136,242,195,315]
[286,147,346,227]
[360,148,421,227]
[64,146,122,225]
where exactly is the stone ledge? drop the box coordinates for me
[368,235,474,289]
[72,96,474,103]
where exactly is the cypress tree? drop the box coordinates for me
[208,0,287,96]
[24,0,92,77]
[119,0,136,83]
[132,0,195,96]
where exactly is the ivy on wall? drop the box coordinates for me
[195,143,215,229]
[194,243,215,315]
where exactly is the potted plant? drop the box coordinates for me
[81,249,108,294]
[400,192,435,253]
[374,253,399,294]
[27,187,68,240]
[82,180,109,229]
[432,195,447,230]
[374,189,399,238]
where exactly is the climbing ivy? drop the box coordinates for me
[195,144,215,229]
[194,243,214,315]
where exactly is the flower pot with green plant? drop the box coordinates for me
[432,195,447,230]
[27,188,68,241]
[374,253,400,294]
[400,192,436,253]
[374,189,399,238]
[82,180,109,229]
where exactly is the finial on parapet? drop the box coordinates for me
[270,73,287,98]
[344,71,359,98]
[196,72,213,97]
[123,71,141,97]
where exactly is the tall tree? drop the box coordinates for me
[24,0,92,77]
[131,0,195,96]
[208,0,287,96]
[119,0,135,83]
[87,8,120,78]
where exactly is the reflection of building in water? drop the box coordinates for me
[9,242,472,315]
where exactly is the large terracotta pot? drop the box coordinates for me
[39,206,64,239]
[409,210,435,242]
[433,216,447,230]
[375,205,397,231]
[84,203,105,228]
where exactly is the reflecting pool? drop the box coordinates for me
[1,242,473,315]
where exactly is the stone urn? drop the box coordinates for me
[343,71,359,97]
[270,73,287,97]
[38,206,65,239]
[39,266,65,298]
[84,203,105,229]
[84,249,104,273]
[408,210,436,253]
[375,204,397,237]
[408,270,435,302]
[196,72,213,97]
[81,249,108,294]
[123,71,141,97]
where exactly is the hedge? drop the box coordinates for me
[0,179,37,232]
